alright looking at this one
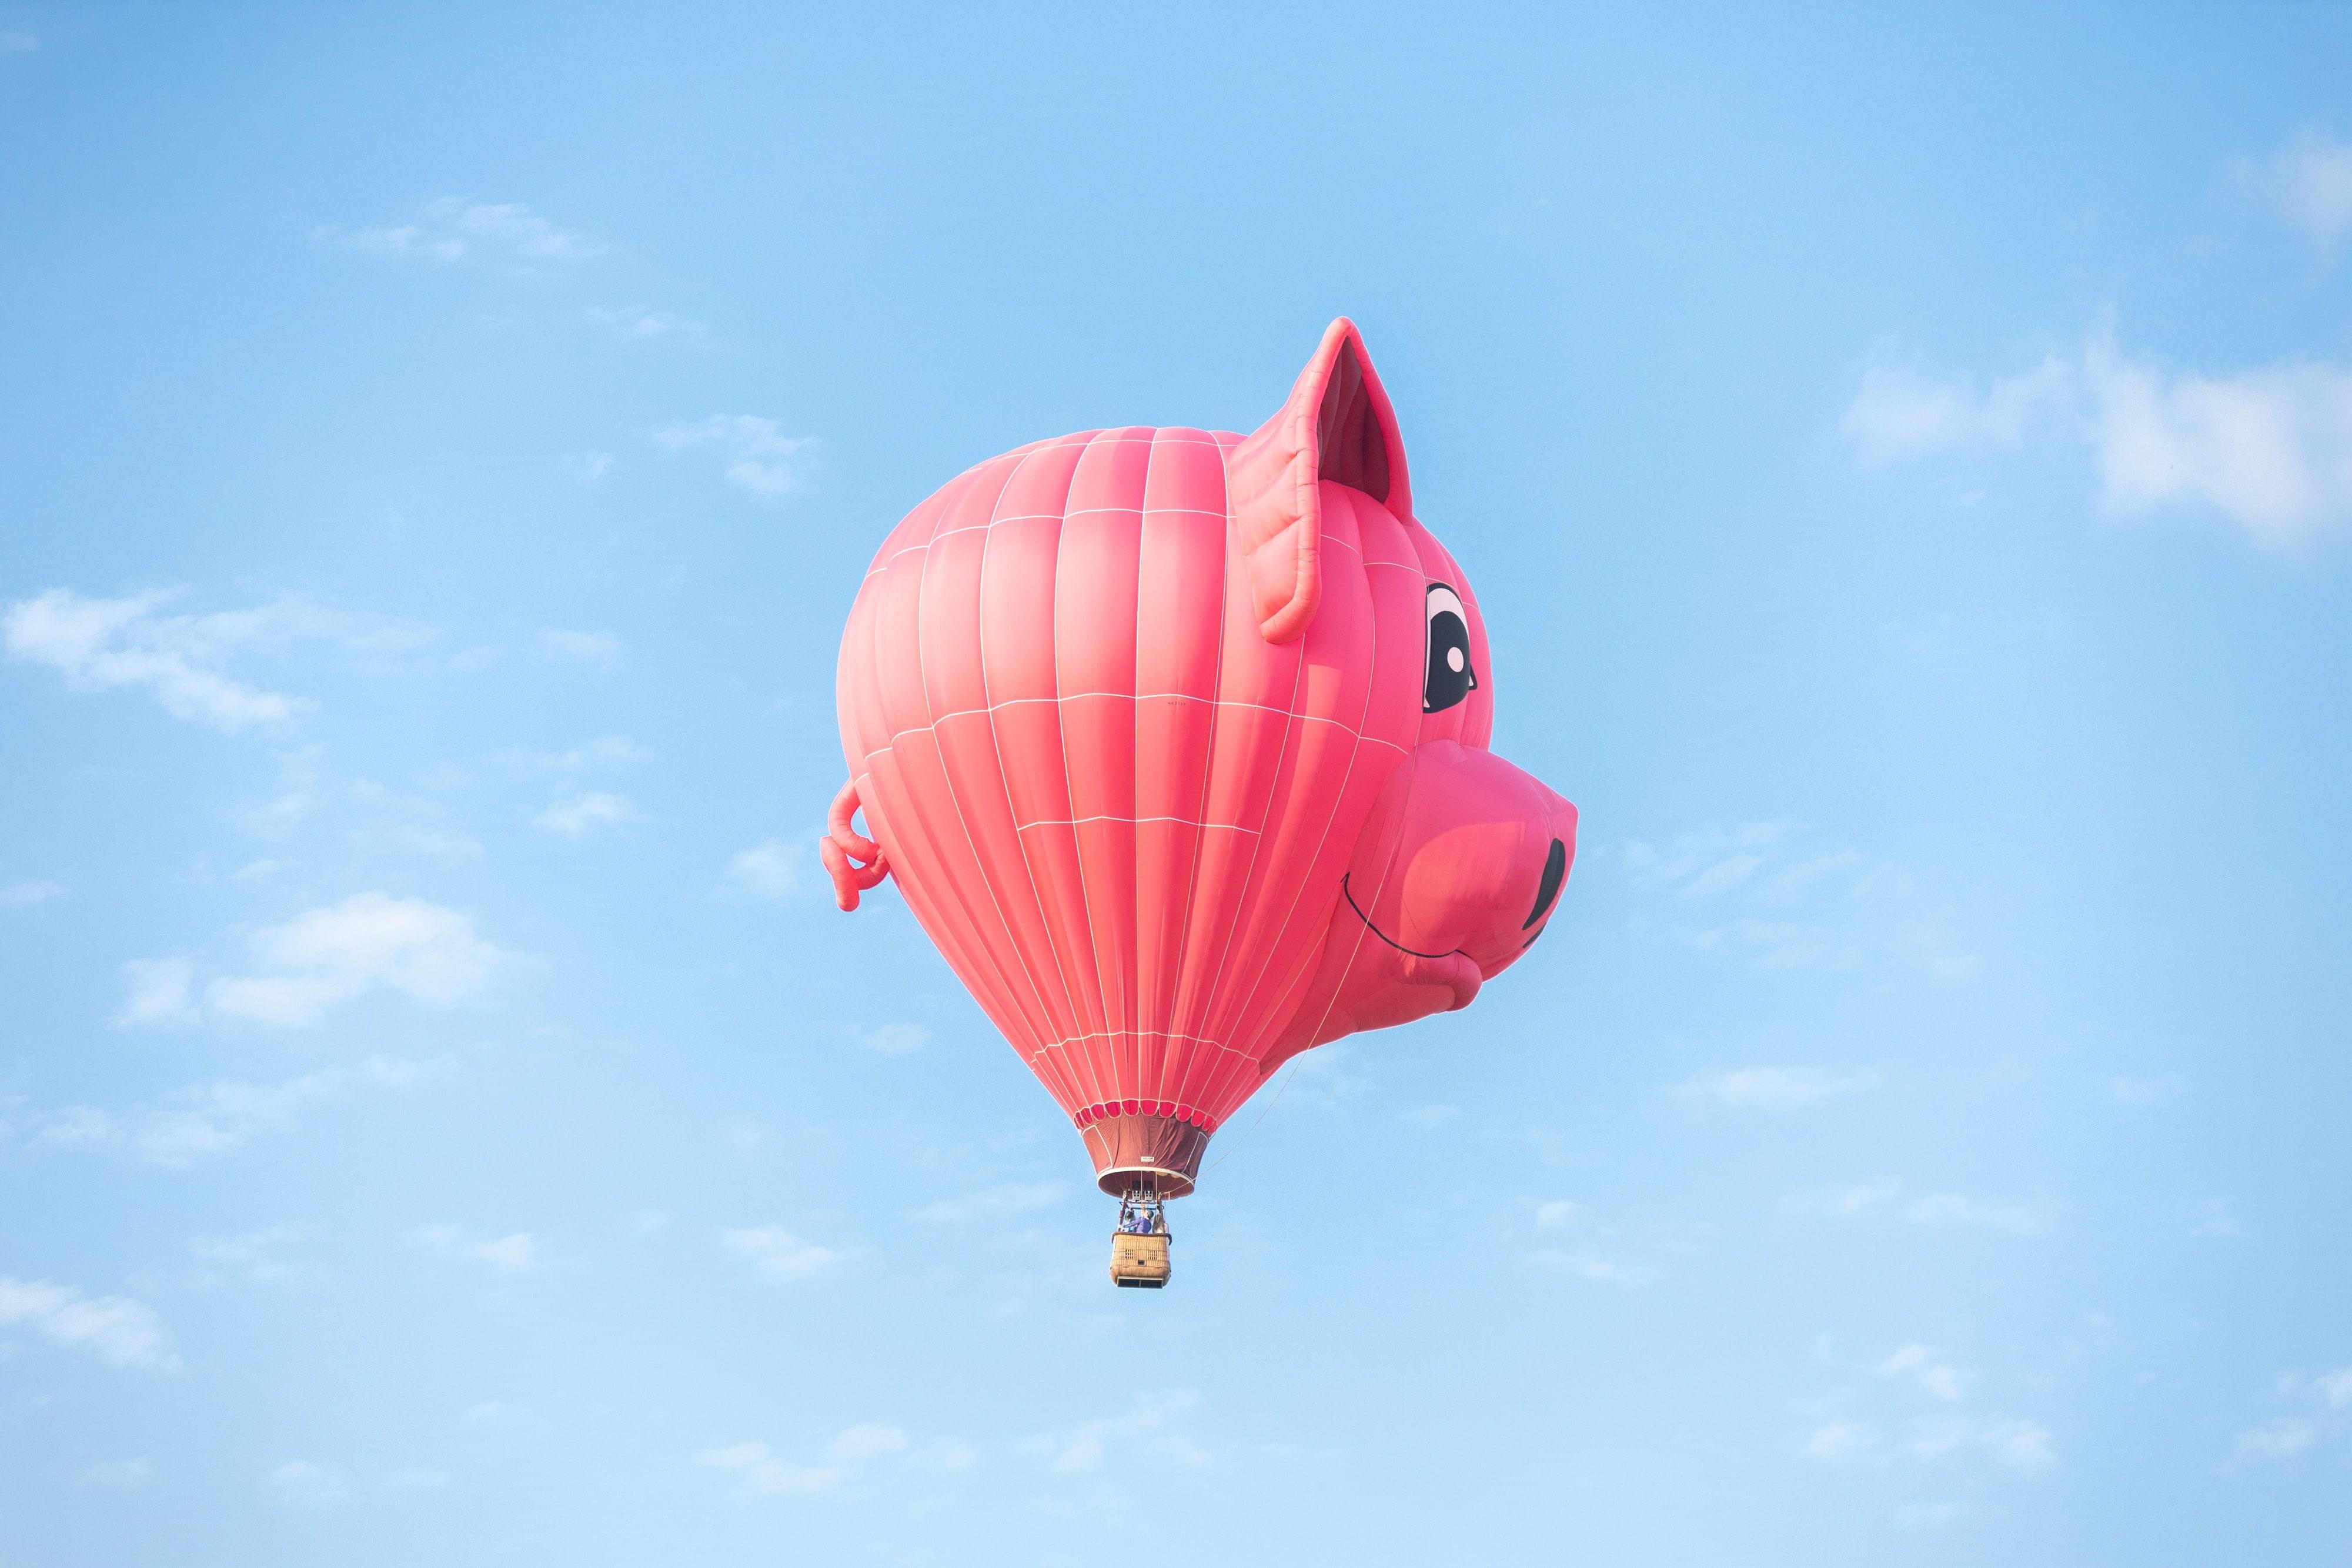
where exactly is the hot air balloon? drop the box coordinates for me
[823,319,1575,1285]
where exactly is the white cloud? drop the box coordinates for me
[0,1277,174,1368]
[563,450,615,483]
[697,1423,918,1498]
[535,792,634,837]
[589,304,707,340]
[133,1055,443,1165]
[1527,1246,1657,1287]
[531,734,646,769]
[1845,352,2073,459]
[1845,330,2352,553]
[118,958,198,1027]
[729,839,800,897]
[862,1022,927,1055]
[1,878,64,908]
[2233,1366,2352,1463]
[269,1460,352,1508]
[4,589,306,730]
[1,30,38,53]
[1900,1193,2054,1237]
[1908,1413,2054,1469]
[723,1225,846,1283]
[201,894,510,1027]
[1877,1344,1974,1402]
[78,1459,153,1490]
[1786,1181,2052,1236]
[192,1225,318,1286]
[828,1423,911,1461]
[1676,1065,1879,1112]
[540,628,620,663]
[654,414,818,500]
[463,1400,540,1429]
[2235,1416,2323,1460]
[315,197,603,266]
[1534,1199,1583,1230]
[913,1183,1063,1224]
[410,1225,542,1275]
[2112,1072,2189,1104]
[700,1439,838,1495]
[1804,1420,1879,1464]
[1017,1390,1208,1474]
[1619,823,1973,979]
[2317,1368,2352,1409]
[2240,129,2352,258]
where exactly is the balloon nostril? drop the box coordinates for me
[1522,837,1567,931]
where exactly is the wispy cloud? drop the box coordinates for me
[2237,129,2352,259]
[269,1460,352,1508]
[699,1423,920,1497]
[176,893,512,1028]
[1676,1065,1880,1112]
[589,304,707,341]
[535,792,634,837]
[729,839,800,896]
[5,590,305,730]
[134,1056,444,1165]
[0,1277,175,1368]
[1619,822,1975,979]
[540,628,620,663]
[1017,1390,1210,1473]
[722,1225,847,1283]
[1526,1246,1658,1286]
[1804,1341,2053,1474]
[1845,327,2352,553]
[78,1459,153,1490]
[1877,1344,1975,1402]
[1,30,38,54]
[1,878,64,908]
[118,958,198,1027]
[913,1183,1064,1224]
[861,1022,927,1054]
[192,1226,319,1286]
[654,415,818,500]
[410,1224,543,1275]
[1787,1181,2053,1236]
[2232,1366,2352,1464]
[313,197,604,266]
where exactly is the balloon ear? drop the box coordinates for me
[1225,318,1415,644]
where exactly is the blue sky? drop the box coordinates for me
[4,5,2350,1564]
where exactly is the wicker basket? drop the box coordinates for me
[1110,1232,1171,1288]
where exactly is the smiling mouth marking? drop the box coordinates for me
[1339,872,1464,961]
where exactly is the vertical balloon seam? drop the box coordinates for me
[947,458,1099,1112]
[1191,566,1371,1116]
[894,463,1069,1111]
[1050,446,1127,1074]
[1183,550,1318,1128]
[979,443,1105,1121]
[1217,486,1391,1065]
[1125,430,1152,1115]
[1145,429,1236,1129]
[1049,430,1116,1115]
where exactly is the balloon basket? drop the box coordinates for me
[1110,1188,1172,1288]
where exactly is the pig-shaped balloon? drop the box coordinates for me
[826,319,1575,1198]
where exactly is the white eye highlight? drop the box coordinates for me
[1422,584,1476,714]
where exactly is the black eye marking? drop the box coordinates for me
[1423,583,1476,714]
[1522,836,1567,932]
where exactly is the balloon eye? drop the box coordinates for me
[1522,836,1567,931]
[1423,584,1476,714]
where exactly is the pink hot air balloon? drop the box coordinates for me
[824,319,1575,1266]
